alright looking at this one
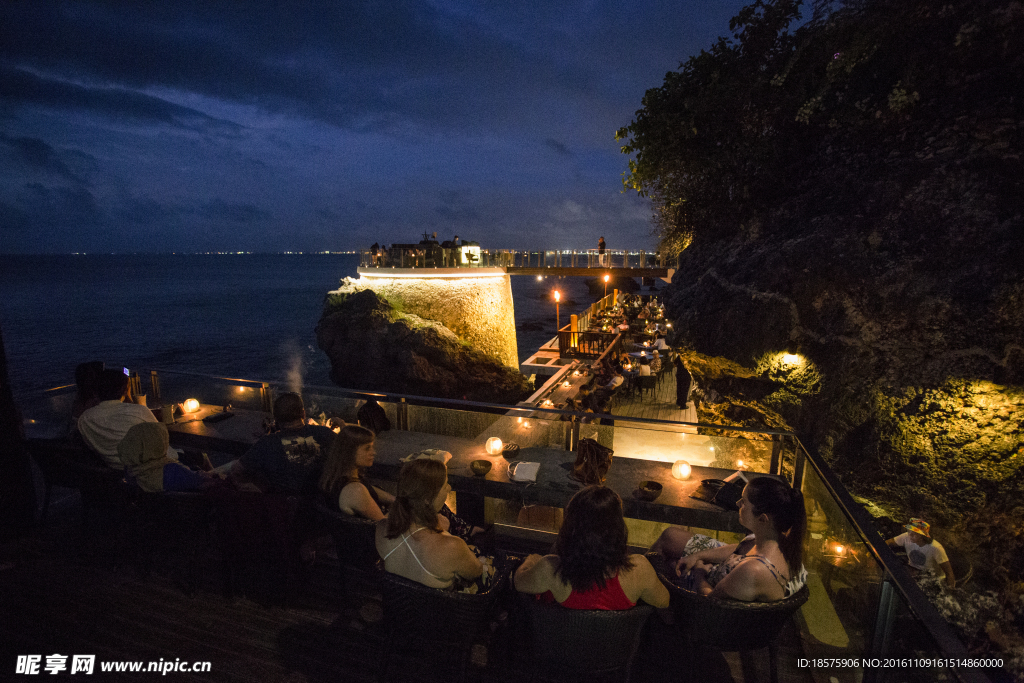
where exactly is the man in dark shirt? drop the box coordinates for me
[230,392,335,494]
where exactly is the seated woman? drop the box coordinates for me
[514,486,669,609]
[118,422,219,493]
[651,477,807,602]
[319,424,395,520]
[376,458,484,589]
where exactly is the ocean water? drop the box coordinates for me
[0,254,603,398]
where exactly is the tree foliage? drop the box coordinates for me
[617,0,1024,252]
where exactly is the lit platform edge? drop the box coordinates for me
[357,266,675,279]
[357,267,507,278]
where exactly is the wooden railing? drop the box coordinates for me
[557,326,622,359]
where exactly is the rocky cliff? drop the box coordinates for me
[316,285,533,404]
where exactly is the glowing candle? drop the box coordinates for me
[485,437,503,455]
[672,460,692,480]
[182,398,200,413]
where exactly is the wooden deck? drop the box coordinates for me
[610,366,695,423]
[0,484,815,683]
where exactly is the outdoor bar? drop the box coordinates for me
[18,369,995,683]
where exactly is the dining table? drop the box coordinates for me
[366,428,764,533]
[165,403,270,456]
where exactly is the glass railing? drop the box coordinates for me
[14,370,1000,681]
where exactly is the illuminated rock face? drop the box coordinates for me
[355,269,519,369]
[316,287,532,403]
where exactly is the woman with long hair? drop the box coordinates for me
[514,486,669,609]
[651,477,807,601]
[319,424,394,520]
[375,458,483,589]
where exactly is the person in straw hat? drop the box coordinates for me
[886,518,955,588]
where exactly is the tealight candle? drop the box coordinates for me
[562,381,571,388]
[485,437,503,455]
[672,460,692,480]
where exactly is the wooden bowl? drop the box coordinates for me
[636,480,663,502]
[470,460,492,476]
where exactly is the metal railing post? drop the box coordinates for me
[864,580,898,683]
[792,439,806,490]
[769,434,782,475]
[260,382,273,413]
[398,397,408,431]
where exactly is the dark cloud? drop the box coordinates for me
[198,199,271,224]
[0,133,88,183]
[0,66,243,134]
[0,0,751,253]
[544,138,572,156]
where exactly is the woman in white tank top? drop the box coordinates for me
[376,459,483,589]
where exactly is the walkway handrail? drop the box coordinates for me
[359,248,671,270]
[792,437,989,683]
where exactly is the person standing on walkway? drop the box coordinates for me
[597,236,606,266]
[675,357,692,409]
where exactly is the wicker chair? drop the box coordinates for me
[662,574,809,683]
[314,497,379,593]
[131,491,213,590]
[26,437,104,523]
[376,559,509,682]
[209,488,303,604]
[511,592,653,683]
[637,375,657,401]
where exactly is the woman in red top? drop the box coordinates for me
[514,486,669,609]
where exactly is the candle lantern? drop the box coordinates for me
[183,398,200,413]
[485,437,503,455]
[672,460,692,480]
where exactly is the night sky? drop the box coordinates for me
[1,0,748,254]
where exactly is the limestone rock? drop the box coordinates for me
[316,287,533,404]
[344,271,519,368]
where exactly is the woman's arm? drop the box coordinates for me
[373,486,395,505]
[513,554,558,594]
[339,482,385,521]
[628,555,670,608]
[675,543,738,576]
[706,559,775,602]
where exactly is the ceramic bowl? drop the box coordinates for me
[470,460,492,476]
[502,443,520,460]
[636,480,663,502]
